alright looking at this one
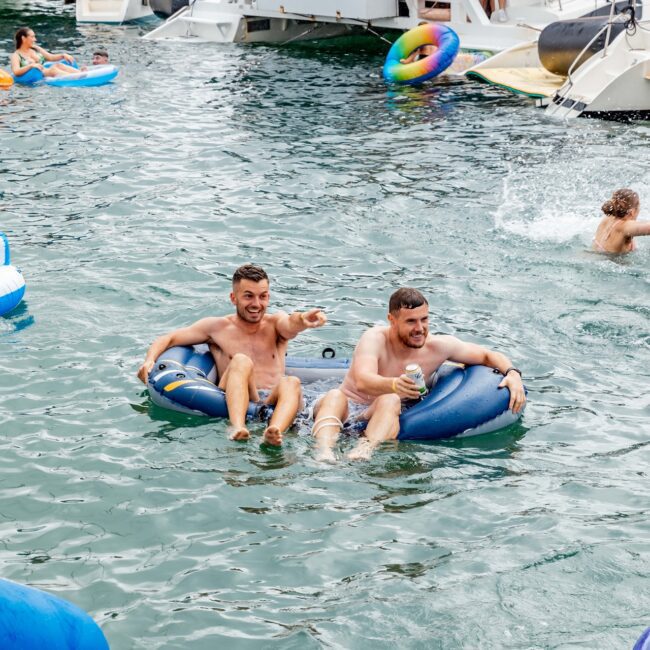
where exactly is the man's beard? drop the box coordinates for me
[398,331,426,348]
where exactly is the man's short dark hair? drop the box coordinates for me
[232,264,269,286]
[93,49,108,58]
[389,288,428,314]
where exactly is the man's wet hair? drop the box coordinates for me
[232,264,269,286]
[93,49,108,59]
[389,288,428,314]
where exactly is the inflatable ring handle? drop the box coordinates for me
[322,347,336,359]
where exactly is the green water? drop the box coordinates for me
[1,5,649,648]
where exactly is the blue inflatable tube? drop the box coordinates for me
[0,578,109,650]
[147,346,524,441]
[0,233,26,317]
[13,62,118,88]
[635,628,650,650]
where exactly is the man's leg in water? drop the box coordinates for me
[312,389,349,462]
[347,393,401,461]
[262,376,302,446]
[218,353,259,441]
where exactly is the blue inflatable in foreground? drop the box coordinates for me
[634,627,650,650]
[0,578,109,650]
[148,345,524,441]
[0,233,26,317]
[13,63,118,87]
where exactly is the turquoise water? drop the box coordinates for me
[1,5,649,648]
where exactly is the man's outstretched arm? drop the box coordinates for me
[274,308,327,340]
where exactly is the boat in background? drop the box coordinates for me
[77,0,155,24]
[74,0,608,51]
[466,0,650,119]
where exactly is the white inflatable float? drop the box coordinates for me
[0,233,25,317]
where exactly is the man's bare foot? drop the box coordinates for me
[229,427,250,441]
[346,439,375,461]
[263,426,283,446]
[314,444,337,463]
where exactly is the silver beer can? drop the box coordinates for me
[405,363,428,396]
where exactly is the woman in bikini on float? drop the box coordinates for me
[592,189,650,254]
[10,27,77,81]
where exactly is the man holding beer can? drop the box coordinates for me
[311,287,526,461]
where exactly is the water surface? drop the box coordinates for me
[1,6,649,648]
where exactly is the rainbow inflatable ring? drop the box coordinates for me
[383,23,460,85]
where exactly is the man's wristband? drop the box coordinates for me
[503,367,522,379]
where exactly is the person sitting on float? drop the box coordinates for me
[10,27,77,80]
[311,288,525,462]
[79,49,109,71]
[592,189,650,254]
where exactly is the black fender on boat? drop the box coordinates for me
[538,16,627,76]
[149,0,190,20]
[538,1,641,77]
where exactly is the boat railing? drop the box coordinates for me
[564,2,623,81]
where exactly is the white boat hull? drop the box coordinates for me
[546,17,650,119]
[465,2,650,119]
[76,0,155,23]
[142,0,609,49]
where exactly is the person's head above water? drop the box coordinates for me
[92,49,109,65]
[232,263,268,287]
[602,188,640,219]
[15,27,35,50]
[389,287,428,314]
[388,287,429,349]
[230,264,270,325]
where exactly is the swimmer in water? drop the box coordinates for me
[592,189,650,254]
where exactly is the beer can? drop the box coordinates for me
[405,363,428,396]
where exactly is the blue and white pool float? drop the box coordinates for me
[0,233,25,317]
[147,345,524,441]
[0,578,109,650]
[13,61,118,87]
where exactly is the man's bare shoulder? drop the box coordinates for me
[261,311,291,338]
[425,333,460,350]
[192,315,231,336]
[356,325,389,348]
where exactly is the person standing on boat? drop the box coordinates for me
[311,288,526,461]
[137,264,327,446]
[592,189,650,254]
[10,27,77,80]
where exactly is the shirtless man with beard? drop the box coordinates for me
[137,264,327,446]
[312,288,526,461]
